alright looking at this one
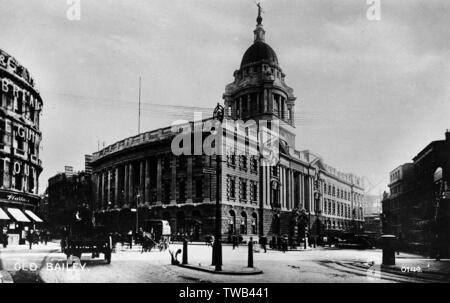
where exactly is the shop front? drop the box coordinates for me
[0,192,44,245]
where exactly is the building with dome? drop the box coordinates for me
[90,9,365,243]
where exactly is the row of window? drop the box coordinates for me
[226,154,258,174]
[324,199,351,218]
[226,92,293,123]
[162,177,206,204]
[240,64,282,79]
[323,182,363,204]
[323,199,364,220]
[0,118,40,156]
[162,155,204,171]
[226,175,258,203]
[0,86,40,125]
[0,158,37,193]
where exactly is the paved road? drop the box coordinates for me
[0,242,445,283]
[0,244,59,282]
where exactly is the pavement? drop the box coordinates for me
[1,241,450,283]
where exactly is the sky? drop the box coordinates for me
[0,0,449,196]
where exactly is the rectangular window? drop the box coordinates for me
[163,181,171,204]
[178,180,186,203]
[240,155,247,171]
[273,94,280,117]
[0,119,5,146]
[240,179,247,201]
[253,183,258,202]
[195,178,203,200]
[229,177,236,199]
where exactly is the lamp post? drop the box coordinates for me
[212,103,224,271]
[136,192,141,234]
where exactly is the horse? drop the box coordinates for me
[141,233,157,253]
[205,235,214,247]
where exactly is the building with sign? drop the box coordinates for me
[382,131,450,256]
[89,10,365,243]
[0,49,43,244]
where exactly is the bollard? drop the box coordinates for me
[381,235,396,266]
[182,239,188,265]
[248,237,254,268]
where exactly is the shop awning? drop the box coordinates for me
[0,208,10,220]
[7,208,31,223]
[24,210,43,223]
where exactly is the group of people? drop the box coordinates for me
[1,230,9,248]
[26,229,51,250]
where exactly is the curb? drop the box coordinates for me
[352,262,450,281]
[380,265,450,279]
[177,264,263,275]
[0,270,14,283]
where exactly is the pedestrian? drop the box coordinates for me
[127,230,133,249]
[3,232,8,248]
[260,236,267,253]
[44,230,50,245]
[232,235,237,250]
[137,227,144,245]
[282,236,288,253]
[27,230,33,250]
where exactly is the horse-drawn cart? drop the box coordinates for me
[61,205,113,264]
[61,226,113,264]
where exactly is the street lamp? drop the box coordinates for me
[136,192,141,234]
[212,103,224,271]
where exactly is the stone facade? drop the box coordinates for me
[0,49,43,242]
[89,12,365,243]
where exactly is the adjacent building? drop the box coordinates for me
[90,11,365,242]
[363,194,383,238]
[0,49,44,244]
[382,131,450,256]
[47,167,93,232]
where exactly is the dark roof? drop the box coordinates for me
[240,41,279,68]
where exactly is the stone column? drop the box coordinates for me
[114,167,119,206]
[266,165,271,206]
[145,159,150,203]
[263,89,268,113]
[128,162,134,205]
[256,92,260,113]
[309,175,315,215]
[171,156,176,204]
[156,157,162,204]
[124,164,129,203]
[95,173,101,210]
[282,167,286,209]
[289,169,294,210]
[101,171,106,208]
[186,156,193,203]
[139,160,145,203]
[107,169,111,205]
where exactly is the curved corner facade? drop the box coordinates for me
[0,49,43,218]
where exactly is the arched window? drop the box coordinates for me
[240,211,248,234]
[251,213,258,234]
[228,210,236,234]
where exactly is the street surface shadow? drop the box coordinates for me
[10,269,43,283]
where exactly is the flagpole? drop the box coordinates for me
[138,76,141,134]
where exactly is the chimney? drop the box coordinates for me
[446,129,450,142]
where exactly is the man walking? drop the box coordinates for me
[260,236,267,253]
[26,230,33,250]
